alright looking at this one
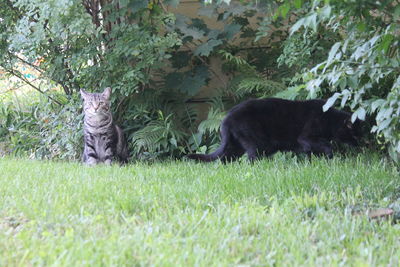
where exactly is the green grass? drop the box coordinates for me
[0,153,399,266]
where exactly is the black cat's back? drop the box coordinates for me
[224,98,323,142]
[187,98,360,162]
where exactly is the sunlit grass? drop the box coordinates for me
[0,153,399,266]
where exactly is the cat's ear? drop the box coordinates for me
[102,87,112,100]
[80,89,89,100]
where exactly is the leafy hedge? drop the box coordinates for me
[247,0,399,161]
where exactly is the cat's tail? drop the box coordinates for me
[186,147,225,162]
[186,122,234,162]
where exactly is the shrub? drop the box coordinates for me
[0,91,83,160]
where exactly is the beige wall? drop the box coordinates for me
[165,1,267,96]
[164,1,274,119]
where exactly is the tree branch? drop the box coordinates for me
[5,69,62,105]
[10,53,44,74]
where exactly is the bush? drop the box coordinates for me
[2,0,397,162]
[254,0,400,162]
[0,91,83,160]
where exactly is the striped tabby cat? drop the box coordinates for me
[80,87,129,165]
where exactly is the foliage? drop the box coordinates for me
[35,95,84,160]
[130,111,187,159]
[0,0,188,159]
[3,0,397,161]
[205,0,399,162]
[284,0,400,162]
[1,0,287,159]
[0,0,181,96]
[219,49,286,100]
[192,106,226,153]
[277,29,339,72]
[0,91,83,160]
[0,101,40,156]
[166,2,293,154]
[96,1,292,157]
[236,0,399,162]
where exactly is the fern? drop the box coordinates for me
[188,107,226,153]
[198,107,225,135]
[130,112,187,156]
[219,49,287,99]
[236,77,287,98]
[180,105,198,130]
[218,49,257,75]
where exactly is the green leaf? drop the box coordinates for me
[169,137,177,147]
[194,39,223,57]
[306,13,317,32]
[166,66,209,96]
[378,118,392,131]
[357,22,366,32]
[352,107,366,122]
[294,0,303,9]
[340,89,351,107]
[290,13,317,34]
[318,5,331,20]
[170,51,191,69]
[339,78,347,90]
[165,72,184,90]
[180,66,210,96]
[119,0,130,8]
[347,76,358,89]
[371,99,385,113]
[323,92,340,112]
[207,29,222,39]
[190,18,209,34]
[175,14,205,39]
[279,3,291,19]
[394,5,400,20]
[388,146,400,163]
[274,86,301,100]
[327,42,341,65]
[379,34,394,54]
[290,18,305,35]
[223,23,241,40]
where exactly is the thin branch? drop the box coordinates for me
[159,0,168,13]
[10,53,44,74]
[0,78,40,94]
[337,60,400,71]
[6,69,62,105]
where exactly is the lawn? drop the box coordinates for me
[0,153,399,266]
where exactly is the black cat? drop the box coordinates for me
[187,98,362,162]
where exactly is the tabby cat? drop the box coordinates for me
[187,98,362,162]
[80,87,129,165]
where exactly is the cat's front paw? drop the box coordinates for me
[85,157,98,166]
